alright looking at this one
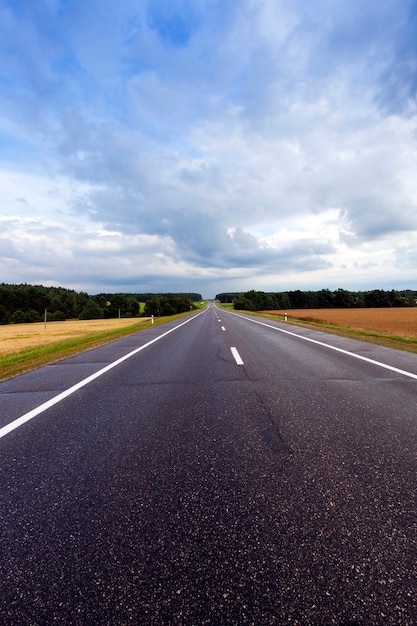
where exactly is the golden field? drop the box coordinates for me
[0,318,150,357]
[262,308,417,338]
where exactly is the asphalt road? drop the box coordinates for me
[1,303,417,625]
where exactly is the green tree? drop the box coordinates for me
[52,311,66,321]
[233,290,279,311]
[11,310,27,324]
[364,289,390,307]
[79,300,104,320]
[0,304,9,324]
[144,294,194,316]
[107,294,129,317]
[126,297,140,317]
[280,292,291,309]
[317,289,334,308]
[334,288,355,308]
[26,309,41,322]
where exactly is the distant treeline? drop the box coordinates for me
[216,289,417,311]
[0,283,201,324]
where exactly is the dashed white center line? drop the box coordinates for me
[230,347,244,365]
[221,326,226,331]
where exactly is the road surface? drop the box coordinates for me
[1,303,417,625]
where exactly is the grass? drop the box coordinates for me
[0,310,200,382]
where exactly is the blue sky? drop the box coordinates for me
[1,0,417,298]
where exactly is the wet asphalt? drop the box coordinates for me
[1,304,417,625]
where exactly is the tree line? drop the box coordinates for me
[216,288,417,311]
[0,283,201,324]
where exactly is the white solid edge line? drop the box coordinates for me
[227,311,417,381]
[0,311,206,439]
[230,346,244,365]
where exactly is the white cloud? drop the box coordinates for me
[1,0,417,297]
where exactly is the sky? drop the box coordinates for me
[1,0,417,299]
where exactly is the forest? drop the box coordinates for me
[0,283,201,324]
[216,288,417,311]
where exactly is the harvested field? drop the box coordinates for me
[0,318,150,356]
[261,308,417,338]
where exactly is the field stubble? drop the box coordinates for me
[261,308,417,338]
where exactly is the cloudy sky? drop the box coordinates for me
[1,0,417,298]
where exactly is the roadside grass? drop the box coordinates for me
[0,309,201,382]
[217,305,417,354]
[194,300,208,309]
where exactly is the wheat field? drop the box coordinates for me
[0,318,150,356]
[262,308,417,338]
